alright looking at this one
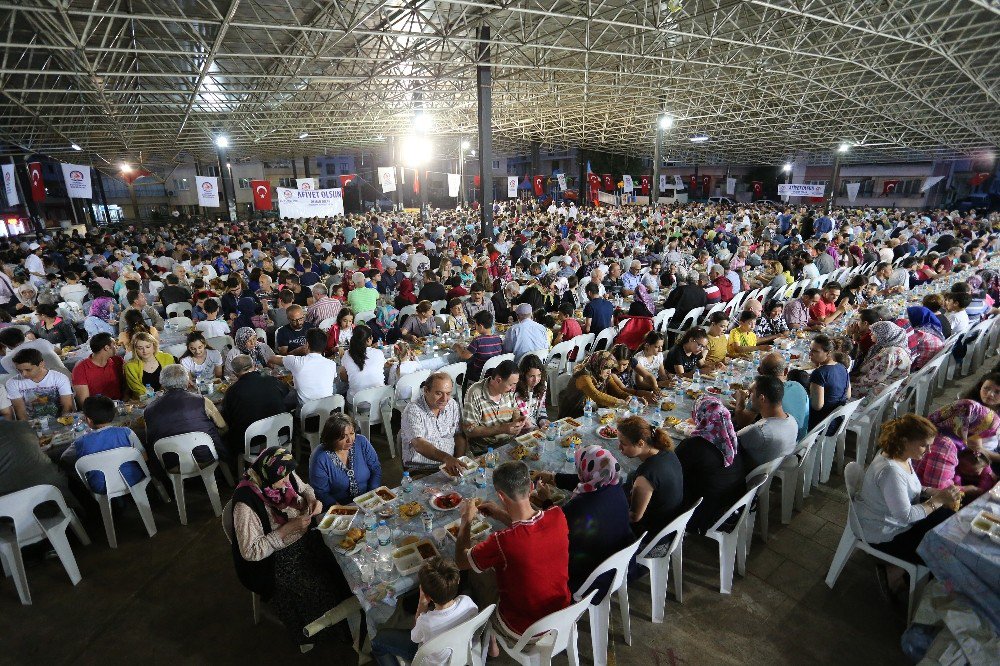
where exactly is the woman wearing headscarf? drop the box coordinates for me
[12,283,38,316]
[853,321,911,399]
[533,443,634,595]
[83,295,118,338]
[370,302,400,343]
[916,399,999,491]
[674,396,746,533]
[393,277,416,309]
[628,283,656,317]
[230,447,352,647]
[224,327,276,375]
[905,306,945,370]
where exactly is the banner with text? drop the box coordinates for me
[673,175,684,190]
[2,164,18,206]
[726,177,736,195]
[597,191,618,205]
[506,176,518,198]
[276,187,345,218]
[556,173,567,191]
[777,183,825,197]
[377,167,396,193]
[846,182,860,203]
[296,178,317,191]
[659,174,668,191]
[622,175,634,193]
[448,173,461,198]
[196,176,219,207]
[60,163,93,199]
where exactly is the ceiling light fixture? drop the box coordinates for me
[70,144,82,151]
[689,135,709,143]
[215,136,229,149]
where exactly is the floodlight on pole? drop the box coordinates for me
[659,116,674,130]
[838,143,850,153]
[215,136,229,149]
[401,135,433,166]
[120,163,132,173]
[461,140,471,150]
[412,113,433,133]
[71,143,82,151]
[782,163,792,172]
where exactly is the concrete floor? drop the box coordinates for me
[2,367,985,666]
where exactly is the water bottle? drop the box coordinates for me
[424,338,432,355]
[402,471,413,493]
[486,447,496,469]
[692,369,701,390]
[144,384,155,400]
[546,423,556,443]
[475,467,487,489]
[376,520,391,547]
[628,395,641,416]
[566,442,576,463]
[583,399,594,421]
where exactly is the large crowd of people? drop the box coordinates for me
[1,197,999,655]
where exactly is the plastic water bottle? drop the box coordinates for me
[424,338,432,355]
[566,442,576,463]
[144,384,155,400]
[692,369,702,390]
[475,467,487,489]
[486,447,496,469]
[376,520,391,547]
[583,399,594,421]
[546,423,556,443]
[402,472,413,494]
[628,395,641,416]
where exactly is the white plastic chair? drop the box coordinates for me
[240,413,294,478]
[697,302,725,326]
[434,314,450,331]
[0,485,90,605]
[166,302,193,319]
[573,534,646,666]
[814,399,863,485]
[636,498,702,623]
[167,315,193,331]
[74,448,158,548]
[481,353,514,375]
[704,476,767,594]
[299,395,346,452]
[825,462,930,623]
[778,429,821,522]
[439,361,467,407]
[317,317,337,332]
[407,603,496,666]
[848,378,905,467]
[394,369,432,409]
[205,335,235,357]
[153,432,225,525]
[356,310,376,325]
[522,348,548,363]
[591,327,617,353]
[567,333,595,372]
[431,300,448,315]
[352,385,394,454]
[399,304,418,317]
[742,457,785,544]
[163,343,188,359]
[652,308,674,333]
[491,589,597,666]
[666,306,704,338]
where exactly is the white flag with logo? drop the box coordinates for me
[60,163,93,199]
[296,178,316,191]
[920,176,945,192]
[196,176,220,207]
[673,175,684,190]
[447,173,461,198]
[846,182,861,203]
[622,175,634,193]
[726,177,736,195]
[556,173,567,191]
[659,174,668,192]
[507,176,518,198]
[378,167,396,193]
[1,163,18,205]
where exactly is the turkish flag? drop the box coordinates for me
[533,175,545,196]
[588,173,601,202]
[752,181,763,199]
[701,175,712,196]
[640,175,650,195]
[338,174,357,188]
[473,174,481,188]
[688,175,698,196]
[882,180,900,195]
[28,162,45,202]
[969,172,991,186]
[251,180,271,210]
[122,168,153,185]
[601,174,613,191]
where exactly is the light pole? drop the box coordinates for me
[214,135,234,222]
[653,115,673,203]
[781,162,792,203]
[459,140,470,207]
[120,163,140,222]
[829,144,849,211]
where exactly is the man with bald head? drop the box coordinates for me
[731,352,809,439]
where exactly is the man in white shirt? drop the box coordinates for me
[24,243,47,287]
[194,299,232,338]
[273,329,336,405]
[5,347,74,420]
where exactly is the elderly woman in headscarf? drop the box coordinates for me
[628,283,656,317]
[557,350,631,417]
[916,400,999,494]
[904,306,945,370]
[853,321,912,399]
[370,302,400,343]
[83,295,118,338]
[12,282,38,316]
[224,327,276,375]
[533,443,634,593]
[230,447,352,648]
[393,277,416,310]
[674,396,746,533]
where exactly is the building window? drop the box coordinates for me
[173,178,191,191]
[492,160,500,170]
[340,162,349,173]
[238,178,251,189]
[204,165,219,177]
[326,164,337,175]
[278,177,294,188]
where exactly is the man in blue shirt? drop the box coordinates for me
[582,282,614,334]
[502,303,550,363]
[61,396,147,494]
[814,214,834,238]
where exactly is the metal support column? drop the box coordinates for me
[828,154,842,212]
[476,25,493,239]
[93,165,111,225]
[216,150,233,222]
[652,130,661,204]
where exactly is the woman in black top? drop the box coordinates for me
[665,327,710,378]
[617,416,685,551]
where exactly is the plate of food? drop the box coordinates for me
[729,383,746,392]
[510,443,537,461]
[705,386,723,396]
[531,486,568,507]
[445,517,491,542]
[354,486,397,511]
[660,401,677,411]
[555,417,582,429]
[596,424,619,440]
[439,455,480,478]
[334,527,366,555]
[56,415,75,426]
[560,433,582,448]
[674,419,697,436]
[685,389,703,400]
[397,501,424,519]
[598,412,617,425]
[430,492,463,511]
[664,415,682,427]
[318,506,359,534]
[38,434,54,451]
[515,431,545,445]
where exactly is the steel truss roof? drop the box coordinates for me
[0,0,997,170]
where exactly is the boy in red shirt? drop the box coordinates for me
[456,461,570,639]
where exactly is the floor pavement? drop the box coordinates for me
[2,365,988,665]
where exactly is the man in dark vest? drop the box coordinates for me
[144,364,231,467]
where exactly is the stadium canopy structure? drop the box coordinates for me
[0,0,997,168]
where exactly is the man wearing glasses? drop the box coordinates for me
[275,304,314,355]
[666,327,711,378]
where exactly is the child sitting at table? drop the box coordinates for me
[60,395,147,495]
[445,298,469,333]
[955,448,997,501]
[704,311,729,369]
[370,557,479,666]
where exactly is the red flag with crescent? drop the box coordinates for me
[251,180,271,210]
[28,162,45,202]
[602,174,613,191]
[533,175,545,196]
[882,180,900,195]
[640,175,650,195]
[688,174,698,196]
[338,174,357,188]
[701,175,712,197]
[752,181,763,199]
